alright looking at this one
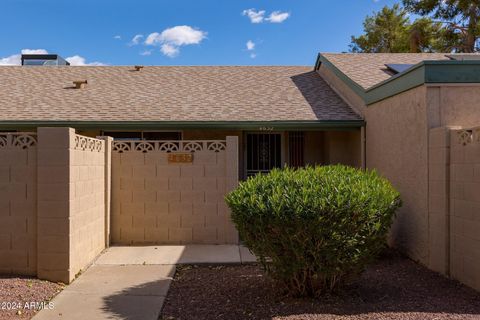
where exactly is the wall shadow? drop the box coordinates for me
[102,278,171,320]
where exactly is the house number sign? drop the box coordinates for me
[259,127,274,131]
[168,153,193,163]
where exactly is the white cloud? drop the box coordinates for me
[0,49,48,65]
[246,40,255,51]
[242,9,265,23]
[140,49,152,56]
[21,49,49,55]
[243,9,290,24]
[250,53,257,59]
[0,49,105,66]
[114,35,122,40]
[129,34,143,46]
[160,44,179,57]
[0,54,21,65]
[65,55,107,66]
[145,25,207,58]
[265,11,290,23]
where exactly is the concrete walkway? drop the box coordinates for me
[96,244,257,265]
[34,245,256,320]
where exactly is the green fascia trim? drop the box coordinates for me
[314,54,367,101]
[365,60,480,104]
[364,63,426,105]
[0,120,365,131]
[317,53,480,106]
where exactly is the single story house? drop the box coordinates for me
[0,57,365,177]
[0,53,479,291]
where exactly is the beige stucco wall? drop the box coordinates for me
[111,137,239,245]
[427,85,480,128]
[449,128,480,291]
[427,127,451,274]
[69,135,106,276]
[304,131,325,165]
[365,86,430,264]
[323,130,362,167]
[0,133,37,275]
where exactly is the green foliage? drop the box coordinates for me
[350,4,411,53]
[403,0,480,52]
[350,4,453,53]
[225,165,401,297]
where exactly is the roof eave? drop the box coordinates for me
[0,120,365,131]
[317,53,480,105]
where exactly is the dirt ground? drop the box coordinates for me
[0,276,63,320]
[161,251,480,320]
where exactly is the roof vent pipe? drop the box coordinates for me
[73,80,88,89]
[134,65,144,71]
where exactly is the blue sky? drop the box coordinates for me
[0,0,398,66]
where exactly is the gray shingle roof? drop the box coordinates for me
[0,66,361,122]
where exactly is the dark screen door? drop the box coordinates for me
[246,133,282,176]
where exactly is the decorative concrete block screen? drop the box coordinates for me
[111,137,239,245]
[449,127,480,291]
[0,133,37,275]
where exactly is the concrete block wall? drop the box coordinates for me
[34,128,107,284]
[0,133,37,275]
[69,135,106,277]
[111,137,239,245]
[449,127,480,291]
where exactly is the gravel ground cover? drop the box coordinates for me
[161,251,480,320]
[0,276,63,319]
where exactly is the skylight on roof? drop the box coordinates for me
[385,64,414,74]
[446,54,480,61]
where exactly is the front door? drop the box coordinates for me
[246,133,282,177]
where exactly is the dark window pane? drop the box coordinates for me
[143,132,181,140]
[103,131,142,140]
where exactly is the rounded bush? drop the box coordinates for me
[225,165,401,297]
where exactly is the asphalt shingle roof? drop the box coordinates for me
[0,66,361,122]
[321,53,451,89]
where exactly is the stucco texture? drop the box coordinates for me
[427,85,480,128]
[365,86,430,264]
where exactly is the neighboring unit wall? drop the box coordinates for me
[0,133,37,275]
[427,127,451,274]
[111,137,239,245]
[449,128,480,291]
[365,86,430,265]
[427,85,480,128]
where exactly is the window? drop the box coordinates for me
[288,131,304,168]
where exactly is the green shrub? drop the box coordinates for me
[225,165,401,297]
